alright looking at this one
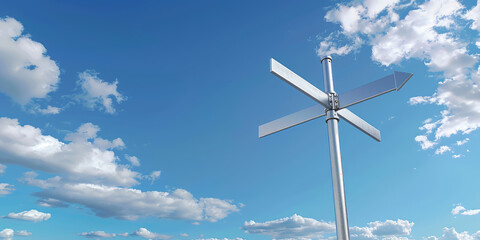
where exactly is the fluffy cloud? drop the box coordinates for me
[244,215,413,240]
[0,183,14,196]
[6,209,51,222]
[369,220,413,236]
[319,0,480,153]
[428,227,480,240]
[415,135,436,150]
[0,163,5,174]
[0,17,60,104]
[0,229,12,239]
[77,71,125,114]
[131,228,172,239]
[0,228,32,239]
[243,214,336,239]
[22,173,239,222]
[451,204,480,216]
[0,118,139,187]
[0,117,239,222]
[79,231,116,238]
[435,146,451,155]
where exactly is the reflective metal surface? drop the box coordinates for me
[338,74,396,109]
[322,57,350,240]
[394,71,413,90]
[259,105,326,138]
[270,58,329,108]
[338,71,413,109]
[337,108,381,142]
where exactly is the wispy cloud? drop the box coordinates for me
[76,70,125,114]
[452,204,480,216]
[0,183,14,196]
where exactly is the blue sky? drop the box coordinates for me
[0,0,479,239]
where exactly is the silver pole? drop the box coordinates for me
[321,56,350,240]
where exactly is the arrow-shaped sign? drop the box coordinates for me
[338,71,413,109]
[262,58,388,141]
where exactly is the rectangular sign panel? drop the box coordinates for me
[270,58,330,108]
[259,105,326,138]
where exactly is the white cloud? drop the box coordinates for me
[0,228,32,240]
[0,17,60,104]
[319,0,480,152]
[0,164,5,174]
[451,204,480,216]
[456,138,469,146]
[409,96,432,105]
[349,219,413,240]
[77,70,125,114]
[244,215,413,240]
[465,1,480,32]
[428,227,480,240]
[0,229,13,239]
[462,209,480,216]
[0,118,139,187]
[180,233,189,237]
[369,219,413,236]
[0,183,14,196]
[22,173,239,222]
[435,146,451,155]
[125,155,140,167]
[131,228,172,239]
[419,120,440,135]
[79,231,116,238]
[415,135,436,150]
[0,117,239,222]
[243,214,336,239]
[452,154,462,158]
[36,105,61,115]
[6,209,51,222]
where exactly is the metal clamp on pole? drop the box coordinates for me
[325,109,339,122]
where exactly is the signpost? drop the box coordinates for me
[259,56,413,240]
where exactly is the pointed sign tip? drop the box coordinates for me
[394,71,413,91]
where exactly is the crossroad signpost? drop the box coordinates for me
[259,56,413,240]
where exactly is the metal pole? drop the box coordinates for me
[321,56,350,240]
